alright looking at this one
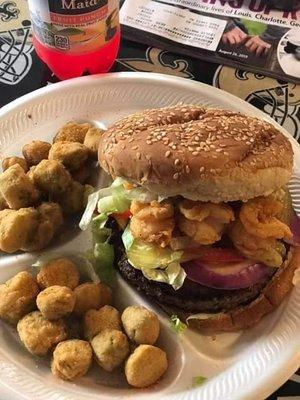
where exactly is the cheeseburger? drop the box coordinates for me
[85,105,300,331]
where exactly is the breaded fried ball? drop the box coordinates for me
[0,271,39,324]
[21,214,54,252]
[53,122,91,144]
[37,286,75,320]
[84,305,121,340]
[49,141,90,171]
[32,160,72,195]
[22,141,51,166]
[91,330,129,372]
[121,306,160,345]
[71,165,91,184]
[17,311,67,356]
[37,202,64,234]
[125,345,168,388]
[51,339,92,381]
[0,192,7,210]
[56,181,84,214]
[2,157,28,172]
[73,282,103,316]
[98,282,113,307]
[37,258,80,290]
[0,164,39,209]
[84,127,104,159]
[0,208,39,253]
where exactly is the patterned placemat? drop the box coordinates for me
[0,1,299,399]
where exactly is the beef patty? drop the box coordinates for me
[109,220,276,313]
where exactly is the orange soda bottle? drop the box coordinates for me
[28,0,120,80]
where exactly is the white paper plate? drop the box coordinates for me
[0,72,299,400]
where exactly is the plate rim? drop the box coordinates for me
[0,71,299,400]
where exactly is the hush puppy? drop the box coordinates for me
[2,157,28,172]
[49,141,90,171]
[51,339,92,381]
[91,330,129,372]
[32,159,72,195]
[53,122,91,144]
[0,271,39,324]
[0,164,39,209]
[37,258,80,290]
[22,141,51,166]
[125,345,168,388]
[0,208,39,253]
[73,282,103,316]
[17,311,67,356]
[121,306,160,345]
[83,305,121,340]
[37,286,75,320]
[83,127,104,159]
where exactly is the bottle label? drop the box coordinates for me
[28,0,119,53]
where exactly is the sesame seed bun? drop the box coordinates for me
[98,106,293,202]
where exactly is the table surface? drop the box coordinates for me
[0,1,299,399]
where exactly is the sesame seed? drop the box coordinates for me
[199,166,204,172]
[192,151,199,156]
[136,152,141,159]
[175,159,180,166]
[173,172,179,180]
[165,150,171,158]
[185,165,190,173]
[172,145,177,150]
[132,145,138,150]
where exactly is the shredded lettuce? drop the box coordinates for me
[170,315,187,334]
[141,262,186,290]
[192,376,207,388]
[80,177,166,231]
[122,227,186,290]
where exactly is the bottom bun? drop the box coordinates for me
[160,246,300,332]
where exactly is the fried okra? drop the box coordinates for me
[56,181,85,214]
[83,305,121,340]
[53,122,91,144]
[2,157,28,172]
[73,282,103,316]
[37,286,75,320]
[0,208,39,253]
[91,330,129,372]
[125,345,168,388]
[83,127,104,159]
[121,306,160,345]
[37,258,80,290]
[17,311,67,356]
[37,202,64,233]
[0,164,39,209]
[32,159,72,196]
[51,339,92,381]
[22,141,51,166]
[49,141,90,171]
[0,271,39,324]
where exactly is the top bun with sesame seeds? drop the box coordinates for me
[98,105,293,203]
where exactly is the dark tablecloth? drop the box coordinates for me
[0,1,299,399]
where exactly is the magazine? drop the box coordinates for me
[120,0,300,83]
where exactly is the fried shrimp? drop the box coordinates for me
[130,200,175,248]
[178,200,235,245]
[229,220,286,268]
[239,197,292,240]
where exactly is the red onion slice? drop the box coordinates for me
[183,259,272,290]
[287,212,300,246]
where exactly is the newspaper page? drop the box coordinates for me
[120,0,300,83]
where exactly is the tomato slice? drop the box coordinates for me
[183,247,245,263]
[112,210,132,219]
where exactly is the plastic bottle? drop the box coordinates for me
[28,0,120,80]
